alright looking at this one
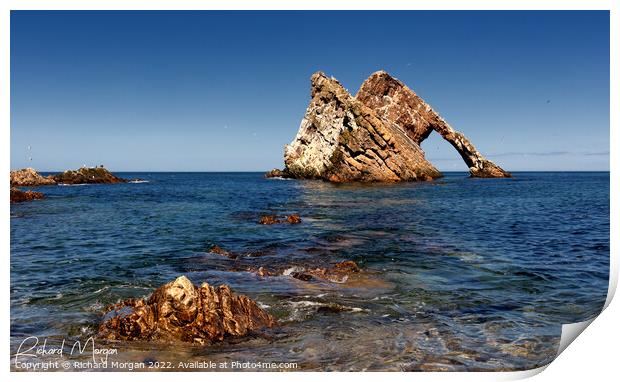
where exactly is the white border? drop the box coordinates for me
[3,1,616,381]
[1,0,615,11]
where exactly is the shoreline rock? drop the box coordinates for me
[10,168,56,187]
[283,72,442,182]
[10,188,44,203]
[52,166,127,184]
[98,276,276,344]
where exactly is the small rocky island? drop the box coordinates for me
[268,71,510,181]
[9,166,128,203]
[51,166,127,185]
[10,166,127,187]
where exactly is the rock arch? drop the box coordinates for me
[355,71,511,178]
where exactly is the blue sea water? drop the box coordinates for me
[10,172,609,371]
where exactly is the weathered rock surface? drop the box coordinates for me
[98,276,276,343]
[10,188,44,203]
[52,166,127,184]
[283,72,441,182]
[10,168,56,187]
[356,71,511,178]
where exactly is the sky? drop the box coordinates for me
[10,11,610,172]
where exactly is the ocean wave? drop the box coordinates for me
[58,183,90,186]
[129,180,149,184]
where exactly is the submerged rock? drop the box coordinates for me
[279,260,362,284]
[98,276,276,343]
[258,215,280,225]
[286,214,302,224]
[332,260,361,273]
[356,71,511,178]
[302,260,361,283]
[10,168,56,187]
[243,260,362,284]
[10,188,44,203]
[209,245,238,259]
[283,72,441,182]
[258,214,302,225]
[52,166,127,184]
[246,266,277,277]
[291,272,314,281]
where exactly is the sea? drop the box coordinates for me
[10,172,610,371]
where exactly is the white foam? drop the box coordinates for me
[288,300,324,308]
[93,286,110,294]
[282,266,305,276]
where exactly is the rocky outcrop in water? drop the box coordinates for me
[10,188,44,203]
[274,71,510,181]
[258,214,302,225]
[10,168,56,187]
[264,168,288,178]
[356,71,510,178]
[287,260,361,283]
[282,72,442,182]
[245,260,362,284]
[209,245,239,259]
[52,166,127,184]
[98,276,276,344]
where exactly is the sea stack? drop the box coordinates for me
[356,71,511,178]
[273,71,510,181]
[282,72,442,182]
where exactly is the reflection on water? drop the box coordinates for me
[10,172,608,371]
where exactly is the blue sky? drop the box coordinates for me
[10,11,609,172]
